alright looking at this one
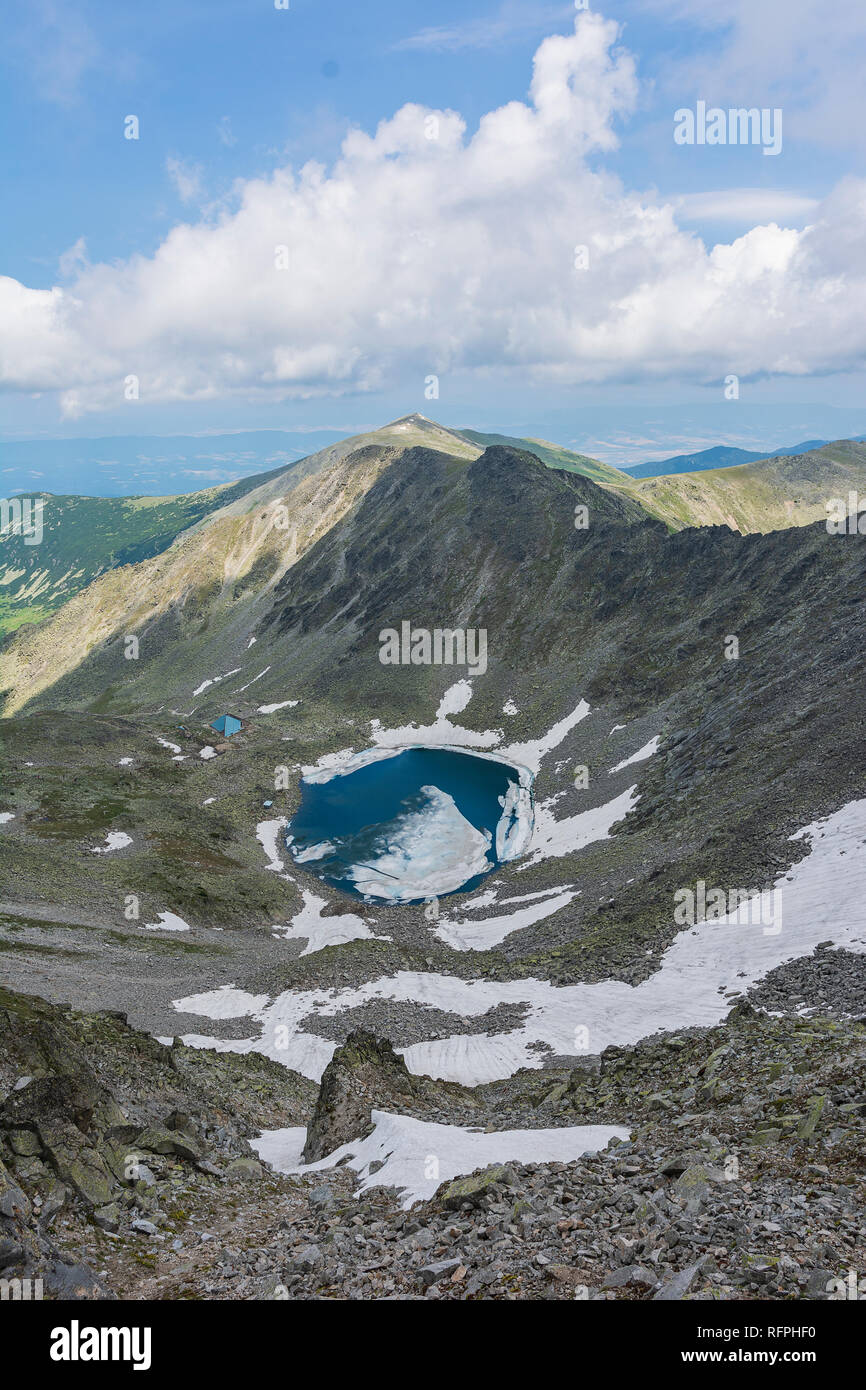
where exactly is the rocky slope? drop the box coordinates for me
[1,988,862,1301]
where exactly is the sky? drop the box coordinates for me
[3,0,866,467]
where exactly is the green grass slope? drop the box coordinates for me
[457,429,625,486]
[0,459,314,639]
[612,439,866,533]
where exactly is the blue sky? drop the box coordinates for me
[3,0,866,462]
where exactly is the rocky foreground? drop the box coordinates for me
[1,981,864,1301]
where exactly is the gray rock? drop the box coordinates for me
[653,1258,707,1301]
[93,1204,120,1232]
[418,1259,463,1287]
[603,1263,658,1290]
[302,1031,415,1164]
[226,1158,263,1181]
[131,1219,158,1236]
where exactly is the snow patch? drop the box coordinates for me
[498,699,590,775]
[234,666,271,693]
[436,679,473,720]
[192,668,241,697]
[257,818,289,873]
[254,1111,629,1208]
[143,912,191,933]
[175,795,866,1086]
[434,888,578,951]
[519,785,638,868]
[258,699,299,715]
[609,735,660,774]
[273,889,389,956]
[90,831,133,854]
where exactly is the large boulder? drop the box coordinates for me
[302,1031,416,1164]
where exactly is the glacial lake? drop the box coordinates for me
[286,747,532,904]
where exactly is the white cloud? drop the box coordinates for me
[165,156,204,204]
[393,1,573,53]
[10,0,102,105]
[673,189,819,224]
[3,13,866,415]
[58,236,89,278]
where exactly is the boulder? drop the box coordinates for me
[440,1165,510,1210]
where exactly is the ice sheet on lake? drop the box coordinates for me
[345,786,493,902]
[253,1110,630,1208]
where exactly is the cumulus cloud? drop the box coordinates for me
[2,12,866,416]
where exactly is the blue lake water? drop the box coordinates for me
[286,747,530,904]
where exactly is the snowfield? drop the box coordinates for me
[253,1111,630,1208]
[176,796,866,1086]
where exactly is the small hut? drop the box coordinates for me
[210,714,243,738]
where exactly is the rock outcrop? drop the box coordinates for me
[302,1030,417,1163]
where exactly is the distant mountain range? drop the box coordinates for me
[5,415,866,650]
[4,411,866,717]
[624,437,866,477]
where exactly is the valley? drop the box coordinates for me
[1,417,864,1303]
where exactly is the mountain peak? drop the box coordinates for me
[384,412,437,430]
[386,408,436,425]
